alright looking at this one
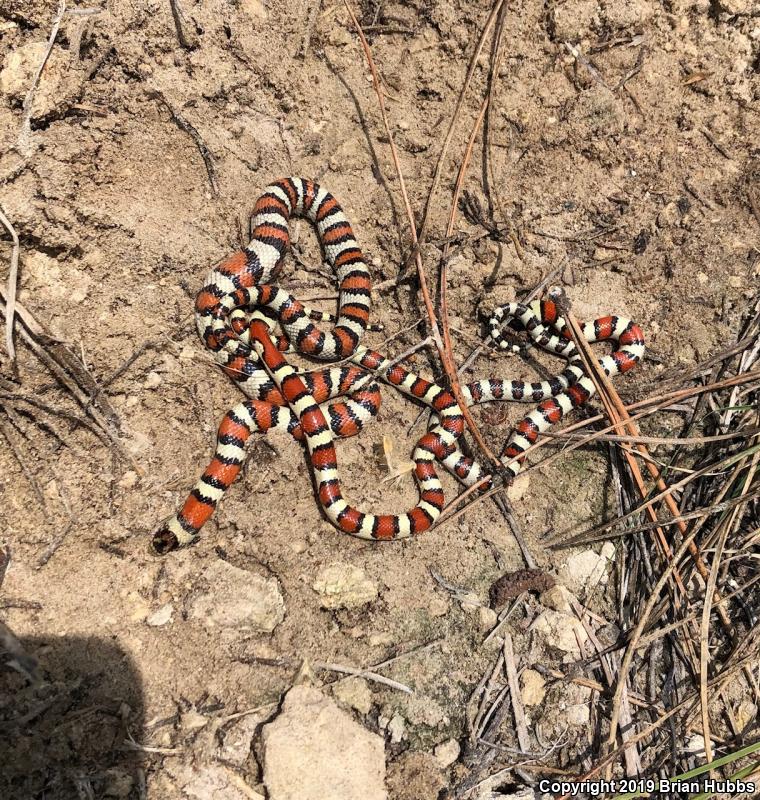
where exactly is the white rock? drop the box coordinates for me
[520,669,546,707]
[262,685,387,800]
[559,547,614,593]
[117,470,139,490]
[532,609,588,657]
[433,738,460,768]
[387,712,406,743]
[332,677,373,715]
[191,561,285,633]
[313,563,378,609]
[146,603,173,627]
[144,371,163,389]
[478,606,498,633]
[540,584,576,614]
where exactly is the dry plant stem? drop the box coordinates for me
[150,89,219,196]
[343,2,499,466]
[604,442,758,763]
[0,205,20,363]
[555,653,759,799]
[17,0,66,156]
[436,363,760,530]
[0,414,49,517]
[699,437,760,766]
[566,310,732,630]
[564,312,689,605]
[503,633,530,753]
[415,0,507,252]
[439,94,502,470]
[0,295,138,471]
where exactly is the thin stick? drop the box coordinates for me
[149,88,219,196]
[0,204,20,362]
[503,633,530,753]
[17,0,67,155]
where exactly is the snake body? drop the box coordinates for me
[152,178,645,552]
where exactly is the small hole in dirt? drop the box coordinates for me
[223,23,232,39]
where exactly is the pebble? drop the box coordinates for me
[559,543,615,594]
[146,603,173,627]
[144,371,162,389]
[312,563,378,609]
[368,631,394,647]
[478,606,498,633]
[428,594,449,617]
[332,677,373,715]
[117,470,138,490]
[540,584,576,614]
[433,737,460,768]
[190,560,285,633]
[520,669,546,707]
[262,685,386,800]
[532,609,588,657]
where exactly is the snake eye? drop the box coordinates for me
[151,527,179,555]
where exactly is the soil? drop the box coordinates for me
[0,0,758,797]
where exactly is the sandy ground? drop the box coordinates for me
[0,0,758,797]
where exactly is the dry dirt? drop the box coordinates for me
[0,0,758,797]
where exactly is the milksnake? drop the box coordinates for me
[151,178,645,552]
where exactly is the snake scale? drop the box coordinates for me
[152,177,645,552]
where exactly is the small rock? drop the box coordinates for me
[146,603,173,627]
[144,371,163,389]
[433,738,460,768]
[685,733,706,755]
[0,41,75,120]
[735,699,757,731]
[506,472,530,502]
[332,677,373,715]
[387,712,406,743]
[290,539,308,554]
[540,584,576,614]
[562,683,592,726]
[401,695,449,728]
[117,470,138,490]
[532,609,588,656]
[313,563,378,609]
[657,201,680,228]
[262,685,386,800]
[191,561,285,633]
[559,544,614,593]
[697,272,709,285]
[428,594,449,617]
[520,669,546,707]
[240,0,267,19]
[478,606,498,633]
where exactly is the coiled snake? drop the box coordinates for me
[152,177,644,552]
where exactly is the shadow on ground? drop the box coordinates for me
[0,634,145,799]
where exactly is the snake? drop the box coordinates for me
[151,177,645,552]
